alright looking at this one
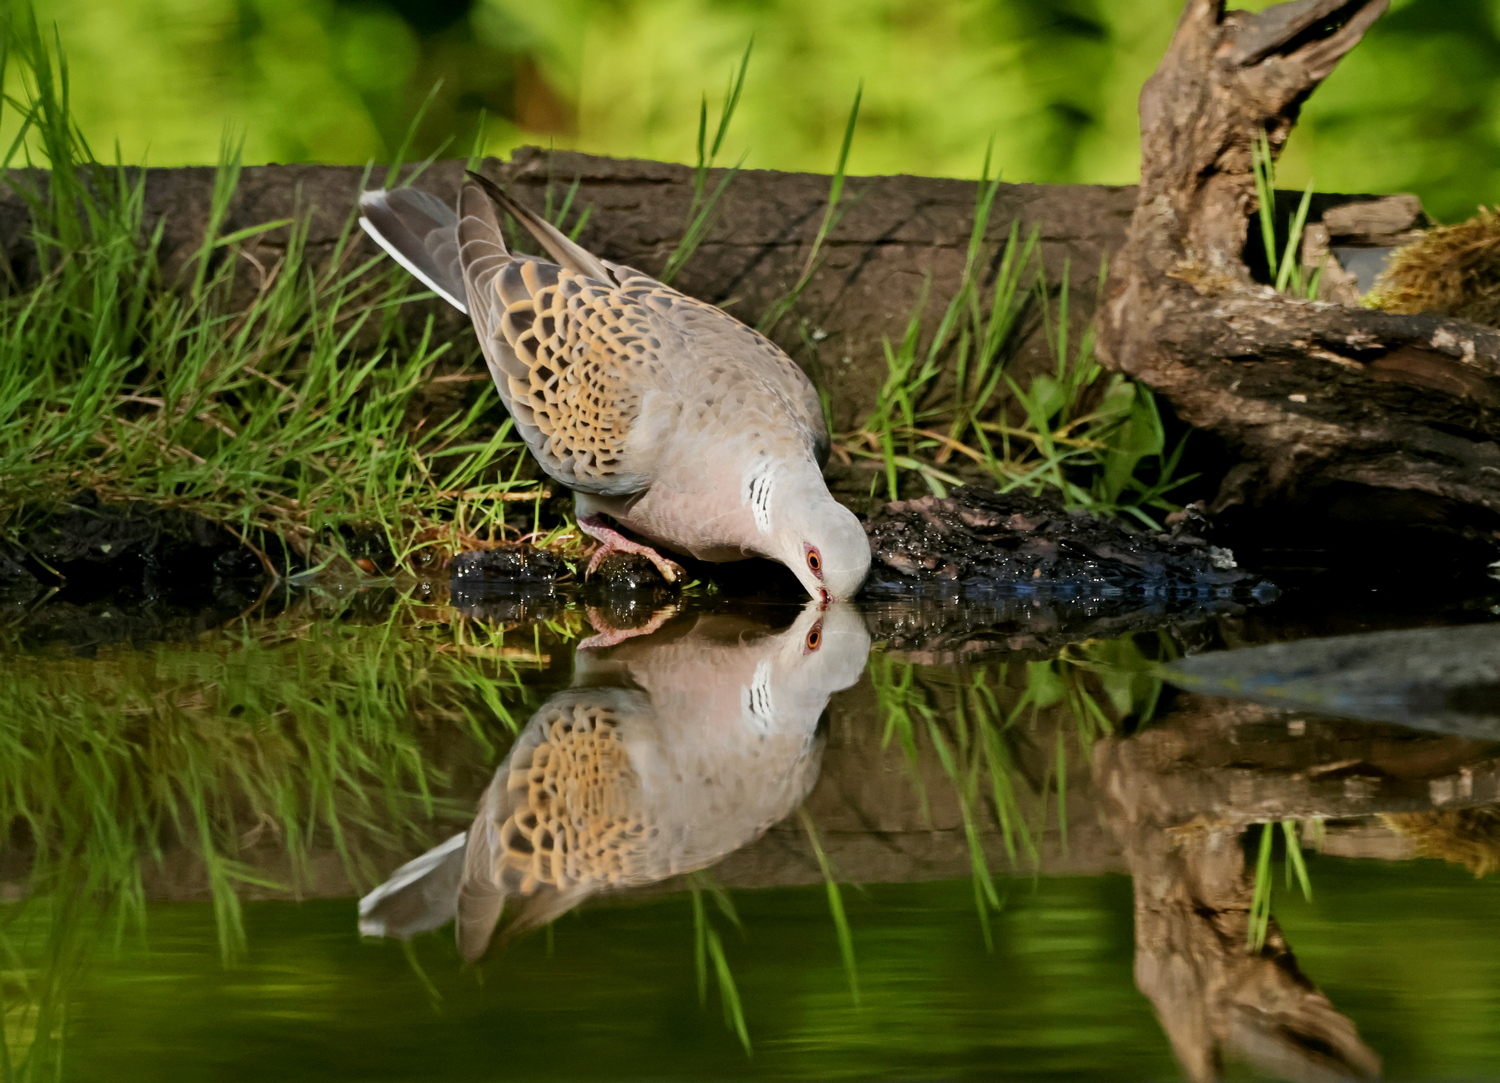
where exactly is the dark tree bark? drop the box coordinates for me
[1096,0,1500,563]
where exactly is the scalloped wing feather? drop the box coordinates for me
[455,184,827,497]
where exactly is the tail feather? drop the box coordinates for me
[456,183,514,307]
[455,814,509,963]
[358,187,468,313]
[357,832,467,939]
[464,171,614,284]
[456,881,506,964]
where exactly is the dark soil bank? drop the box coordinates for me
[0,492,267,650]
[862,486,1266,599]
[0,491,265,593]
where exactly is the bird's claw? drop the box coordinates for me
[584,546,683,584]
[578,515,684,585]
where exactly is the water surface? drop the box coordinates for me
[2,579,1499,1081]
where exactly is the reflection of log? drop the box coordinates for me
[1095,0,1500,565]
[1088,686,1500,1081]
[862,593,1237,666]
[1111,695,1500,824]
[0,671,1118,903]
[21,677,1500,904]
[1094,791,1380,1082]
[1095,705,1388,1082]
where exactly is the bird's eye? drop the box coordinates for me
[805,622,823,652]
[806,547,823,577]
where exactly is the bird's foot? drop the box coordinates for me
[578,604,679,650]
[577,515,685,584]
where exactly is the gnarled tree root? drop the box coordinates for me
[1096,0,1500,570]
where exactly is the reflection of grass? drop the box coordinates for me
[687,872,751,1053]
[798,809,860,1005]
[682,813,862,1054]
[0,591,556,942]
[870,638,1164,936]
[1247,820,1314,951]
[0,589,566,1078]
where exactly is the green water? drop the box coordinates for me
[62,880,1158,1082]
[2,586,1499,1081]
[26,861,1500,1081]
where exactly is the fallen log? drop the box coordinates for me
[1096,0,1500,573]
[0,148,1420,443]
[1,153,1133,433]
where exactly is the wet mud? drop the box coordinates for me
[863,486,1267,597]
[3,485,1289,657]
[0,491,269,652]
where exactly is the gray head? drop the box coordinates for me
[767,468,871,602]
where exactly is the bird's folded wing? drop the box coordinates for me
[456,689,655,960]
[457,185,682,496]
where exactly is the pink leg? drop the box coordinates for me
[577,515,685,584]
[578,604,680,650]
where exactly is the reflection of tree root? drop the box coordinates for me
[1096,732,1382,1083]
[1382,807,1500,877]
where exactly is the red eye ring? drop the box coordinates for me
[805,547,823,577]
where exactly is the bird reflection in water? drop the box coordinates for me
[358,599,871,960]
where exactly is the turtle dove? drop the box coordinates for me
[358,176,870,601]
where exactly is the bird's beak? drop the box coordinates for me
[818,588,831,609]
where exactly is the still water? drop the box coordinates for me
[2,578,1499,1081]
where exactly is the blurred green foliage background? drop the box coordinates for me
[18,0,1500,221]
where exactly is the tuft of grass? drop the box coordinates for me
[842,156,1190,525]
[1252,131,1323,300]
[659,41,752,285]
[0,22,540,570]
[756,85,863,340]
